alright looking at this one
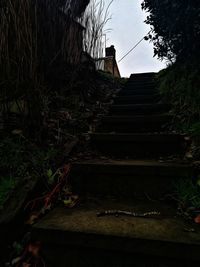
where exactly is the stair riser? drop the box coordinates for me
[31,232,200,266]
[118,89,157,96]
[99,122,169,133]
[125,80,155,84]
[114,96,160,104]
[124,84,155,90]
[130,72,155,79]
[70,164,192,199]
[110,105,170,115]
[91,141,184,157]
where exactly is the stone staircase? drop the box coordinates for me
[32,73,200,267]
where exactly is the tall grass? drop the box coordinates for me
[81,0,113,61]
[0,0,87,132]
[157,61,200,133]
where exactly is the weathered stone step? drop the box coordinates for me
[70,159,192,199]
[127,77,155,82]
[99,114,171,133]
[110,103,170,115]
[125,82,155,89]
[90,133,185,157]
[32,199,200,266]
[130,72,156,79]
[114,95,160,104]
[118,88,157,96]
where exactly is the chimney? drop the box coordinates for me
[105,45,116,59]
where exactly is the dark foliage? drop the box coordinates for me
[0,0,87,137]
[157,61,200,133]
[142,0,200,61]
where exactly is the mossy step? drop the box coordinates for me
[69,159,192,199]
[90,133,185,157]
[32,199,200,266]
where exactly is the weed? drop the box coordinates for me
[0,135,61,210]
[157,61,200,134]
[0,177,15,209]
[174,178,200,209]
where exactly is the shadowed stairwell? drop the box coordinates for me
[32,73,200,267]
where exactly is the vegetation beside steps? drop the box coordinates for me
[0,70,124,266]
[1,70,200,266]
[30,73,200,267]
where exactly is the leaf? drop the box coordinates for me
[194,214,200,223]
[22,262,31,267]
[11,256,21,265]
[63,199,73,206]
[27,242,41,257]
[13,242,23,254]
[47,169,55,185]
[25,212,40,225]
[197,179,200,187]
[47,169,53,178]
[63,195,78,208]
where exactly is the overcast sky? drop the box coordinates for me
[105,0,166,77]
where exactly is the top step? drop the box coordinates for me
[129,72,156,80]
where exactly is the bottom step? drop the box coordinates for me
[32,199,200,267]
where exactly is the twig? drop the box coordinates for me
[24,164,71,211]
[97,210,161,218]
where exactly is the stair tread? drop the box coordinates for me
[121,85,155,90]
[103,114,171,121]
[73,159,189,168]
[33,199,200,259]
[91,133,183,141]
[118,90,157,96]
[111,103,170,110]
[112,103,167,108]
[114,95,160,104]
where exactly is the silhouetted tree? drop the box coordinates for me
[142,0,200,62]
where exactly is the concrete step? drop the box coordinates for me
[118,88,157,96]
[69,159,192,199]
[110,103,170,115]
[114,95,161,105]
[130,72,156,80]
[32,199,200,266]
[125,82,155,90]
[90,133,185,157]
[98,114,171,133]
[126,79,155,84]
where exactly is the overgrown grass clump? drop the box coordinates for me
[157,62,200,134]
[0,135,61,210]
[174,178,200,209]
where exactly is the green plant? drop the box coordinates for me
[0,134,62,210]
[157,62,200,133]
[174,178,200,209]
[0,177,15,209]
[142,0,200,61]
